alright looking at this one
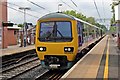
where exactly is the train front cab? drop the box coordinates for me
[35,19,79,69]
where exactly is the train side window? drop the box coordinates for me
[77,21,83,46]
[77,23,80,34]
[77,21,83,34]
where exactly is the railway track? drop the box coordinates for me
[2,54,37,68]
[2,57,39,73]
[2,49,36,68]
[1,49,49,79]
[36,70,67,80]
[1,56,40,79]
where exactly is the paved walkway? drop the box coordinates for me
[108,36,119,78]
[97,36,120,79]
[62,36,108,78]
[0,45,35,57]
[62,35,120,79]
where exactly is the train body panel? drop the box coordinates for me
[36,19,78,61]
[36,42,78,61]
[118,30,120,48]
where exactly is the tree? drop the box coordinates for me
[63,10,107,32]
[110,1,120,25]
[18,24,24,28]
[86,17,96,25]
[101,25,107,31]
[63,10,87,21]
[109,26,117,33]
[110,1,120,33]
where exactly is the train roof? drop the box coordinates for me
[39,12,101,29]
[39,12,75,20]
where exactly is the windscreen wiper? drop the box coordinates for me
[57,29,64,38]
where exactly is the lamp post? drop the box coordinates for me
[19,7,30,47]
[58,4,62,12]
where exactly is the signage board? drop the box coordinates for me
[2,23,13,27]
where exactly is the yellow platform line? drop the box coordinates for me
[104,37,109,80]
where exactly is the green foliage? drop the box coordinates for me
[110,1,120,26]
[63,10,87,21]
[63,10,107,31]
[87,17,96,25]
[18,24,24,27]
[109,26,117,33]
[101,25,107,31]
[111,16,115,25]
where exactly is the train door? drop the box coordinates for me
[77,21,83,46]
[96,28,99,38]
[118,24,120,48]
[100,29,103,37]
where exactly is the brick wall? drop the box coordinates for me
[7,29,17,45]
[0,0,8,48]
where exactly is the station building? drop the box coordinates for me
[7,25,21,46]
[0,0,8,48]
[0,0,21,48]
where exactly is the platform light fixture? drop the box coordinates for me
[58,4,62,12]
[19,7,31,47]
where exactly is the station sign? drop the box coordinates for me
[111,24,116,26]
[2,22,13,27]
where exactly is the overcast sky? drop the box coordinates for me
[7,0,113,28]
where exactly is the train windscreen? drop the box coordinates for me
[39,21,72,42]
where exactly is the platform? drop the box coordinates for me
[0,45,35,57]
[61,35,120,79]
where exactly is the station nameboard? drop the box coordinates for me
[2,22,13,27]
[115,4,120,20]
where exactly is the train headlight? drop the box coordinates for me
[37,47,46,51]
[64,47,74,52]
[40,47,44,51]
[68,48,71,51]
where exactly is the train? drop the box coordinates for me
[35,12,104,69]
[117,21,120,49]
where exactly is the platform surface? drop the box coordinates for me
[62,35,120,79]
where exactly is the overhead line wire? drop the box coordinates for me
[7,2,41,14]
[1,2,39,18]
[70,0,84,14]
[70,0,77,7]
[60,0,77,11]
[60,0,85,16]
[93,0,102,22]
[27,0,51,12]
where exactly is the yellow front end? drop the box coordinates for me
[35,19,78,69]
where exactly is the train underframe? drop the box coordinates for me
[40,55,74,70]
